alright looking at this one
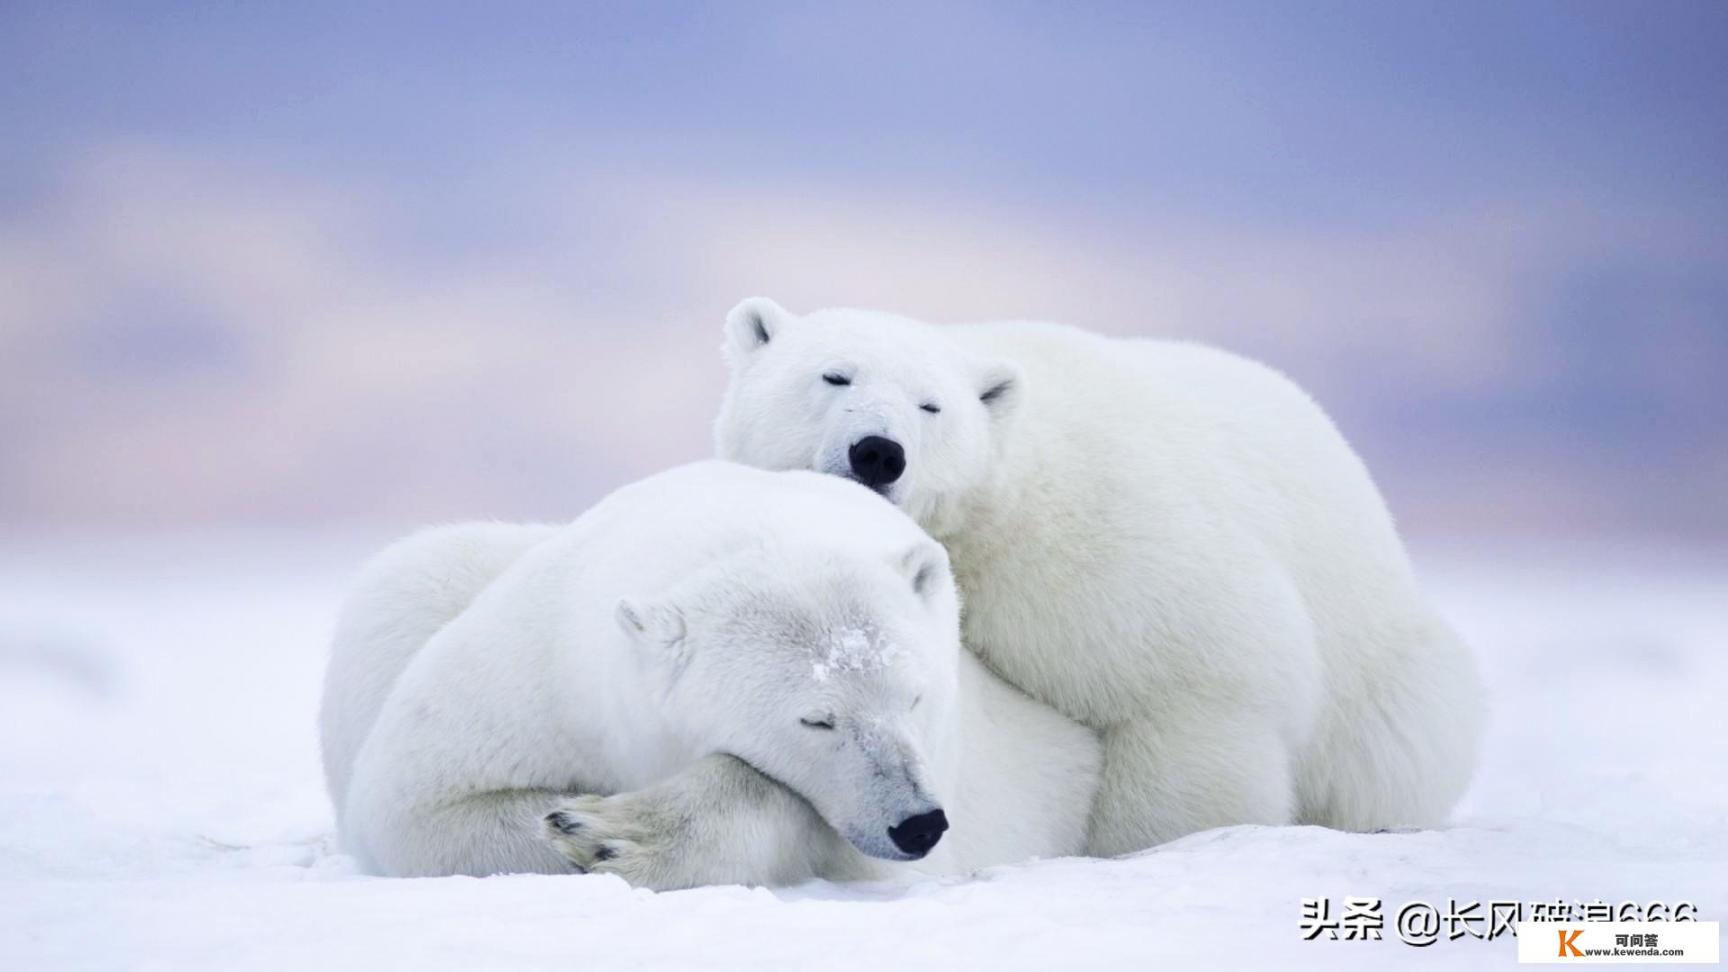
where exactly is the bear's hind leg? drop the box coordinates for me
[1085,705,1295,857]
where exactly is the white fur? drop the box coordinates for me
[320,461,1099,886]
[714,299,1484,855]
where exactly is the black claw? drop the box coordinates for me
[593,844,616,862]
[547,811,584,835]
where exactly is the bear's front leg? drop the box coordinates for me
[1086,705,1295,857]
[544,753,871,890]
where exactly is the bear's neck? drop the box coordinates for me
[923,425,1038,549]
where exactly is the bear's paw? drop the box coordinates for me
[544,794,666,885]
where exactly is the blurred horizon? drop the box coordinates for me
[2,1,1725,543]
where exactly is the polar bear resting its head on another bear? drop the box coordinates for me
[715,299,1483,855]
[321,461,1098,887]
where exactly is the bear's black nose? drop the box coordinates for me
[887,808,948,858]
[849,436,906,490]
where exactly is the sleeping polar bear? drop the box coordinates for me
[320,462,1099,888]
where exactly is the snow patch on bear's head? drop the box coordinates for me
[616,538,961,862]
[811,626,905,684]
[714,298,1022,538]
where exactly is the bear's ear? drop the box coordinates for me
[722,297,794,367]
[976,358,1024,421]
[615,597,689,666]
[895,542,952,603]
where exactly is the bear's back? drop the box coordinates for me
[943,321,1408,586]
[568,461,934,590]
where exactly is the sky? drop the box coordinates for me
[1,1,1725,540]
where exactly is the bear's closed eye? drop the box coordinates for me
[823,373,851,386]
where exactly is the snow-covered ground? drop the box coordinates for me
[0,532,1722,970]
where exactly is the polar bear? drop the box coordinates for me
[714,299,1483,855]
[320,461,1099,887]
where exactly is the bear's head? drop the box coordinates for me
[714,298,1022,538]
[615,536,961,862]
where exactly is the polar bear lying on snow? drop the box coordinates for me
[715,299,1484,855]
[321,461,1099,887]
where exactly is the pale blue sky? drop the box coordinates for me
[2,2,1725,537]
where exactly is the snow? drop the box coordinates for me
[1,533,1723,970]
[812,626,902,684]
